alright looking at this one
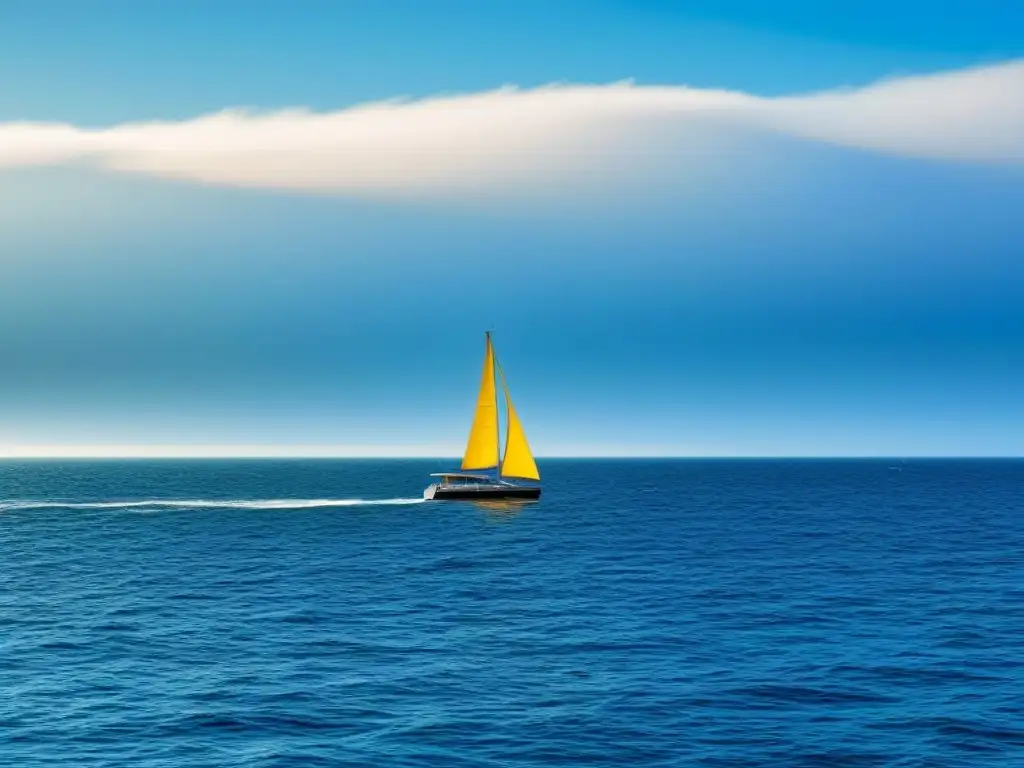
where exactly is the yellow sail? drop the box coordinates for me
[461,333,500,471]
[497,362,540,481]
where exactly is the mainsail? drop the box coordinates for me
[461,333,500,471]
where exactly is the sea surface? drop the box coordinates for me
[2,459,1023,767]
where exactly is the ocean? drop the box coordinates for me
[2,459,1022,767]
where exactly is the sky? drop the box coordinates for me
[1,0,1023,457]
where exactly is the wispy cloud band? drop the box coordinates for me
[1,60,1022,197]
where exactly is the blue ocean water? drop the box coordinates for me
[2,459,1022,767]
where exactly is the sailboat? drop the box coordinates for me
[424,332,541,500]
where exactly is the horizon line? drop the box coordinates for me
[0,443,1018,460]
[0,452,1020,461]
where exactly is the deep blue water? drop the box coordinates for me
[2,459,1023,767]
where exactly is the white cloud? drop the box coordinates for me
[0,123,92,168]
[1,60,1022,198]
[761,60,1024,163]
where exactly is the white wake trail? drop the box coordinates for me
[0,498,426,512]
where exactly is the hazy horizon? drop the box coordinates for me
[1,445,1021,460]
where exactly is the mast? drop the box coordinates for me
[488,331,501,478]
[498,356,509,480]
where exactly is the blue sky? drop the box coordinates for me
[1,1,1023,456]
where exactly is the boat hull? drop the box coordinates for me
[426,484,541,500]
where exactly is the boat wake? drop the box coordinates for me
[0,497,426,512]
